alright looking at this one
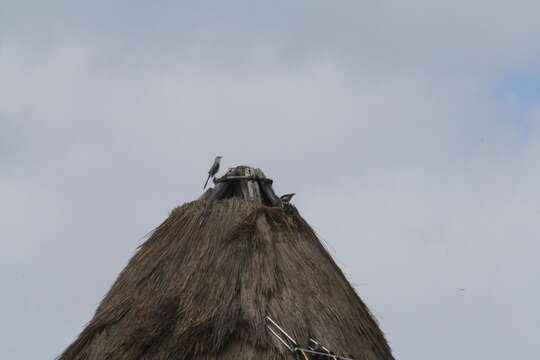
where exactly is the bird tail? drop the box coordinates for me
[203,174,211,189]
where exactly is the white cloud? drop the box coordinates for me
[1,3,540,358]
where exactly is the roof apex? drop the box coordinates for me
[198,165,282,206]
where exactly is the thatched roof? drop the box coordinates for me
[58,167,394,360]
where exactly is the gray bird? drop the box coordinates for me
[280,193,295,204]
[204,156,223,189]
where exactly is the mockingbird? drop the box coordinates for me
[280,193,295,205]
[203,156,222,189]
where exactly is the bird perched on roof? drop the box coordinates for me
[280,193,295,205]
[203,156,222,189]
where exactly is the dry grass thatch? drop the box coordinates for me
[58,198,394,360]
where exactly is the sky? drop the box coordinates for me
[1,2,539,359]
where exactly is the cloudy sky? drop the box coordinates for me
[1,2,539,359]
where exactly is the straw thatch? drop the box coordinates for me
[58,197,394,360]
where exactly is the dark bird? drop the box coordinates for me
[203,156,222,189]
[280,193,295,204]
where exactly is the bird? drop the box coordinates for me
[203,156,222,189]
[280,193,295,205]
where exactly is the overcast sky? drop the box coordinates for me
[1,2,539,359]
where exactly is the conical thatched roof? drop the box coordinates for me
[58,167,394,360]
